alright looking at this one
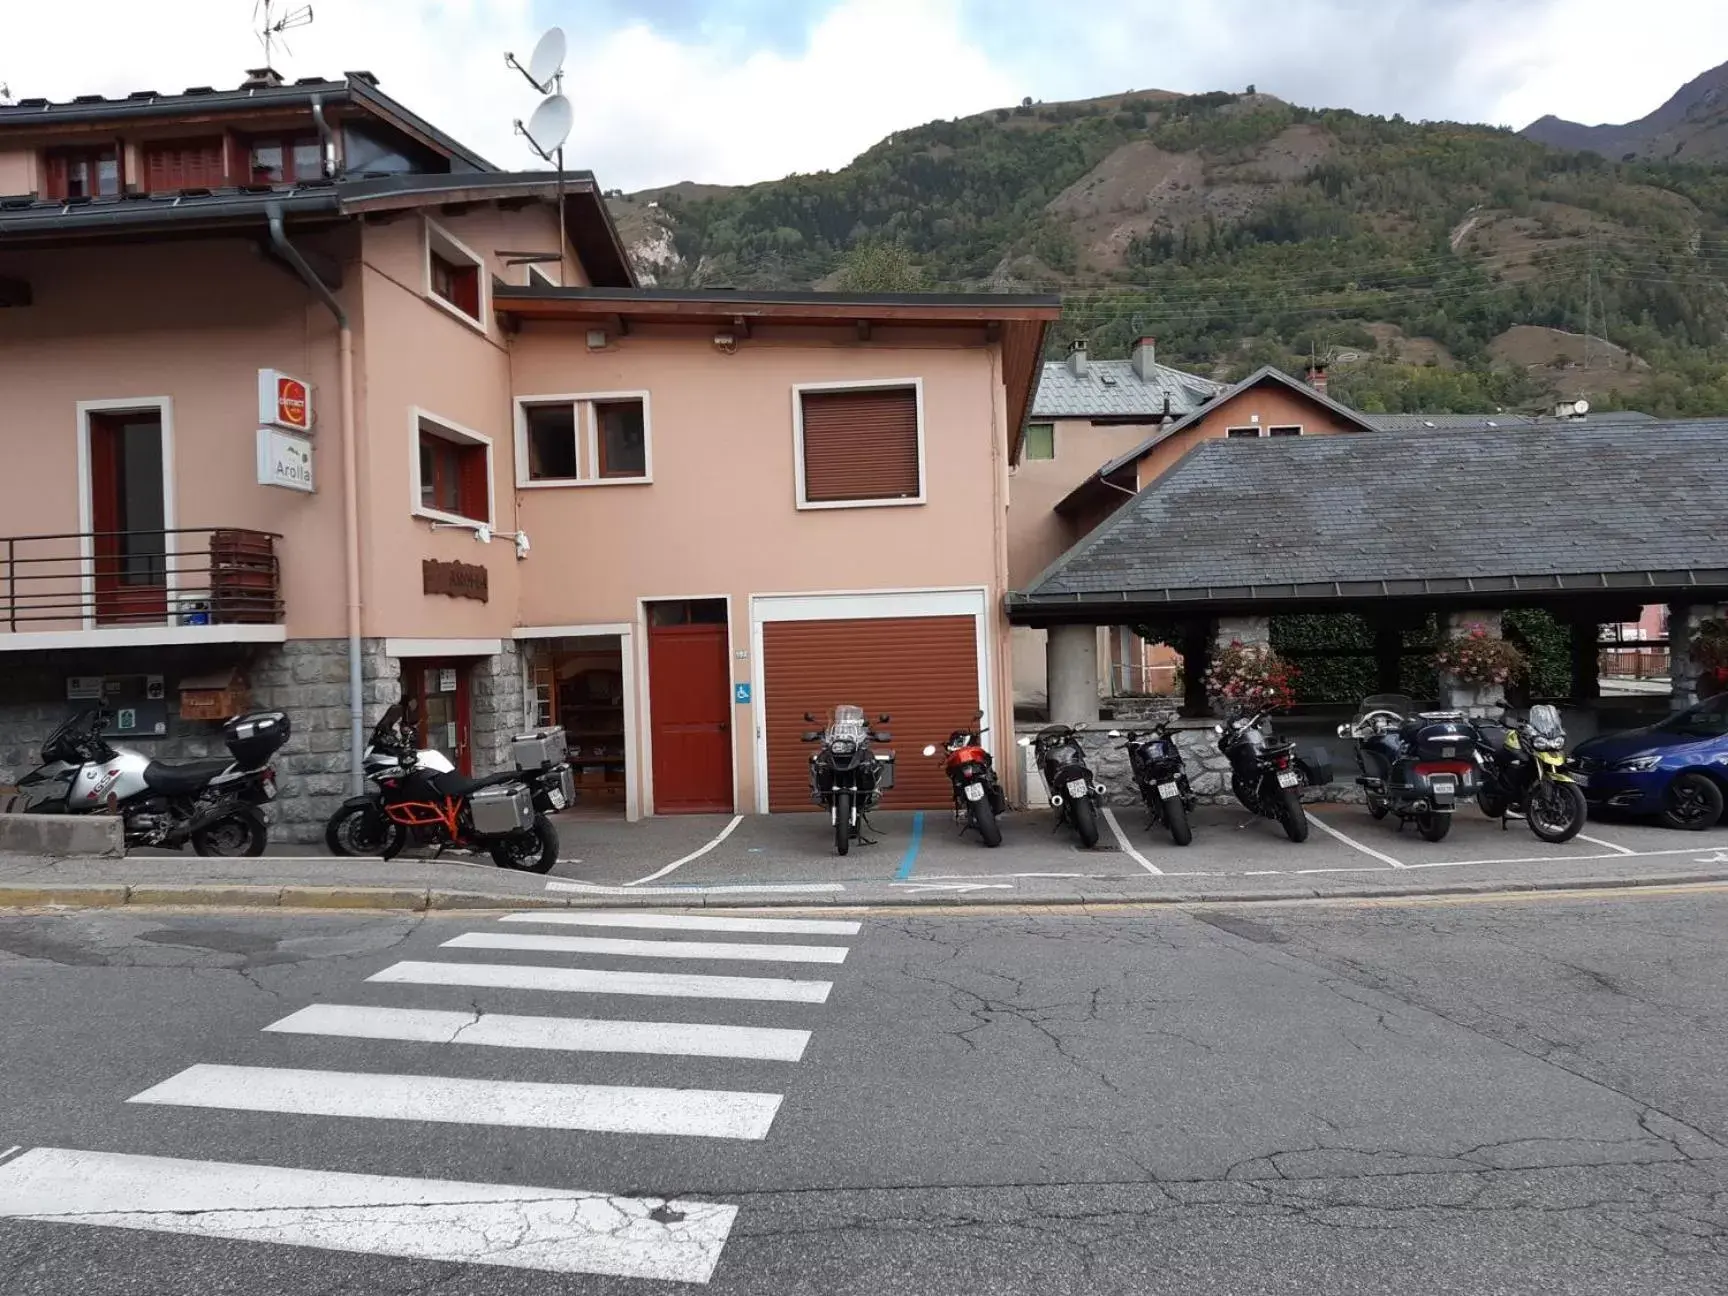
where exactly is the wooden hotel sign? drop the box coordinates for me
[422,559,489,602]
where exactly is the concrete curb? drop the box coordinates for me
[1,870,1725,914]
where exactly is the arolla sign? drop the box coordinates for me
[258,369,313,432]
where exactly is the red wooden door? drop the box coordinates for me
[409,660,473,775]
[88,411,167,625]
[649,623,733,813]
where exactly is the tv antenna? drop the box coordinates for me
[0,83,11,105]
[256,1,314,71]
[506,27,570,169]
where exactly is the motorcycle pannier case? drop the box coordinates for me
[873,750,896,791]
[223,711,292,768]
[511,727,569,771]
[470,784,535,835]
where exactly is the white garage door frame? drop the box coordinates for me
[748,586,993,815]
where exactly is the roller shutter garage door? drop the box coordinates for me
[763,615,978,812]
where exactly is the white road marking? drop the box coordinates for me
[1242,870,1285,876]
[629,815,746,887]
[129,1064,782,1141]
[1101,808,1164,876]
[1295,867,1394,874]
[370,959,832,1003]
[264,1004,810,1062]
[1304,811,1407,868]
[0,1146,736,1284]
[443,931,848,965]
[1696,851,1728,866]
[500,912,862,936]
[888,882,1012,893]
[1576,833,1637,855]
[1401,844,1725,870]
[547,880,845,896]
[0,1147,21,1165]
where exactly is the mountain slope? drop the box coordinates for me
[613,87,1728,416]
[1522,59,1728,165]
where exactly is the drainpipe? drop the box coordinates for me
[268,202,366,795]
[309,94,337,178]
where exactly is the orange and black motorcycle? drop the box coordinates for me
[922,710,1007,847]
[342,703,572,873]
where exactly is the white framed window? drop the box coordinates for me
[410,408,493,526]
[514,392,652,487]
[423,218,488,332]
[1268,424,1303,438]
[792,378,925,510]
[1225,425,1261,439]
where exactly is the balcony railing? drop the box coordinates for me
[0,528,282,631]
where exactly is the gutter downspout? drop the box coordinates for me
[309,94,337,179]
[267,201,366,795]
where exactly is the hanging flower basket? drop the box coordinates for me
[1205,640,1298,714]
[1691,616,1728,699]
[1433,623,1527,688]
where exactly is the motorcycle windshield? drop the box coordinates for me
[826,706,868,745]
[1355,694,1418,721]
[1527,704,1565,741]
[370,703,405,747]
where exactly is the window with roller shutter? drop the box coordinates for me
[796,383,923,507]
[142,139,224,191]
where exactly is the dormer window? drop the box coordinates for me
[249,135,324,184]
[44,146,120,199]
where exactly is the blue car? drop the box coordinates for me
[1573,694,1728,830]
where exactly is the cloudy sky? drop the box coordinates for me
[4,1,1725,191]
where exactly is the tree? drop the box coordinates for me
[835,243,924,292]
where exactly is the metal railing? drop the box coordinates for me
[1600,647,1670,681]
[0,527,282,630]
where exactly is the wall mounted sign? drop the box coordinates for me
[422,558,489,602]
[258,369,313,432]
[256,428,314,492]
[734,682,752,704]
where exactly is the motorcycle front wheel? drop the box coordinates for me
[1275,785,1309,842]
[1527,780,1586,844]
[1070,797,1100,848]
[325,803,399,857]
[490,814,560,873]
[1416,811,1452,842]
[833,792,853,856]
[191,804,269,857]
[970,796,1002,848]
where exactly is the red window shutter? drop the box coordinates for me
[143,138,223,191]
[458,443,489,522]
[452,264,481,319]
[42,153,69,199]
[799,387,921,503]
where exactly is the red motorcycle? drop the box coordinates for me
[922,711,1007,847]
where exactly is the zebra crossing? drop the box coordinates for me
[0,909,864,1285]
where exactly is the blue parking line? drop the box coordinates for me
[895,811,925,880]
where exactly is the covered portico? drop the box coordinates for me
[1010,418,1728,724]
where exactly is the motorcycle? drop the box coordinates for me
[1110,720,1195,846]
[1340,693,1478,842]
[1020,724,1104,848]
[922,710,1006,847]
[335,703,574,872]
[803,705,893,857]
[1471,702,1588,843]
[4,705,287,856]
[1216,711,1309,842]
[323,717,455,856]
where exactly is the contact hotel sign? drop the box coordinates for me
[256,369,315,493]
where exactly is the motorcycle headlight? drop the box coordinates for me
[1532,737,1565,752]
[829,739,855,755]
[1612,754,1662,772]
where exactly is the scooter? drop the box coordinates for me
[1340,693,1477,842]
[1216,711,1309,842]
[923,711,1006,847]
[1021,724,1104,848]
[1111,721,1195,846]
[4,705,288,855]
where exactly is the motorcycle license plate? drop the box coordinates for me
[1157,781,1180,799]
[1431,777,1457,796]
[1276,770,1299,789]
[547,788,566,810]
[1066,778,1090,798]
[963,783,986,802]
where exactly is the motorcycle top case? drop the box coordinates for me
[510,727,569,771]
[223,711,291,768]
[1407,717,1473,762]
[470,784,535,836]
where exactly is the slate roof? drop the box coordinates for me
[1031,357,1223,419]
[1363,410,1657,432]
[1013,417,1728,615]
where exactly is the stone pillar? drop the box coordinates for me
[1438,610,1504,716]
[1214,614,1270,647]
[1669,603,1726,710]
[1046,624,1100,726]
[470,643,526,772]
[1569,621,1601,703]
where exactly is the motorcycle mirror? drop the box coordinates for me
[922,744,937,757]
[1107,729,1122,738]
[1336,724,1350,738]
[878,714,891,724]
[803,712,816,723]
[1213,723,1224,735]
[1018,736,1032,747]
[972,708,984,722]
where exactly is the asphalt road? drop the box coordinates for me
[1,887,1725,1294]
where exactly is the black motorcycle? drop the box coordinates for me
[3,705,286,855]
[332,704,573,872]
[804,705,893,856]
[922,710,1007,847]
[1471,702,1588,843]
[1216,711,1309,842]
[1340,693,1477,842]
[1021,724,1104,848]
[1110,720,1195,846]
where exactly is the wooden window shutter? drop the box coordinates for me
[143,138,223,191]
[800,386,920,504]
[458,442,489,522]
[42,152,69,199]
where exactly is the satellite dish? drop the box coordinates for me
[1573,399,1590,416]
[527,27,566,92]
[524,94,572,159]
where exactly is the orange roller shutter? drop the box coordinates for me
[800,387,920,503]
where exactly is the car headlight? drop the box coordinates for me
[1612,754,1663,772]
[829,739,855,755]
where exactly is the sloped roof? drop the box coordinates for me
[1032,356,1224,419]
[1363,410,1657,432]
[1013,417,1728,617]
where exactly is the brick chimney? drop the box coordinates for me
[1129,336,1158,380]
[1305,364,1328,396]
[1067,337,1088,378]
[241,67,284,89]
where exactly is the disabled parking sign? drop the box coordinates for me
[734,683,751,704]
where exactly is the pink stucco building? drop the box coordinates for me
[0,69,1057,837]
